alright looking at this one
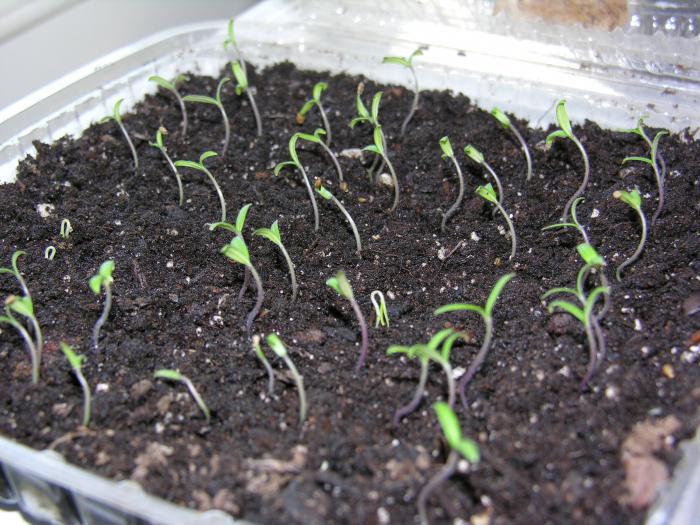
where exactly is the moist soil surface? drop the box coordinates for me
[1,62,699,525]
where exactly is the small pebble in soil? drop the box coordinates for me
[662,364,675,379]
[682,292,700,316]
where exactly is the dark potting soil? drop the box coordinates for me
[1,62,699,525]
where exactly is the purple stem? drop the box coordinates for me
[393,359,428,426]
[245,265,264,334]
[350,297,369,370]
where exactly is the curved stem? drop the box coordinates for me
[76,372,91,427]
[318,102,332,147]
[257,351,275,395]
[459,317,492,408]
[580,320,598,390]
[183,376,211,423]
[367,153,380,184]
[393,359,428,426]
[384,153,400,212]
[2,315,39,384]
[350,297,369,371]
[278,243,298,301]
[651,156,665,227]
[592,315,606,367]
[439,359,455,409]
[237,266,251,304]
[219,105,231,158]
[92,284,112,351]
[509,124,532,181]
[596,271,611,320]
[201,166,227,223]
[246,89,263,137]
[174,90,188,138]
[117,121,139,174]
[616,208,647,281]
[283,356,306,424]
[494,202,517,261]
[297,164,320,232]
[161,148,184,207]
[28,316,42,377]
[561,135,590,222]
[245,265,264,334]
[417,451,459,525]
[400,66,419,137]
[330,195,362,257]
[482,161,504,209]
[320,141,343,182]
[441,156,465,233]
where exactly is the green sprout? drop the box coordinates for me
[545,99,591,222]
[382,48,423,136]
[265,333,307,425]
[296,128,344,182]
[370,290,389,328]
[363,126,401,212]
[99,98,139,174]
[154,369,211,423]
[541,196,590,244]
[254,220,298,301]
[463,144,503,210]
[89,260,115,350]
[175,151,227,222]
[417,402,480,525]
[60,343,91,427]
[613,188,647,281]
[220,236,264,333]
[60,218,73,239]
[149,127,184,206]
[148,74,188,137]
[231,60,263,137]
[275,133,320,232]
[435,272,515,407]
[297,81,333,146]
[621,122,668,226]
[438,136,465,232]
[490,107,533,181]
[0,250,30,298]
[475,183,517,261]
[350,84,386,183]
[387,329,464,424]
[44,246,56,260]
[326,271,368,371]
[315,184,362,257]
[1,296,40,384]
[252,334,275,395]
[183,77,231,156]
[223,18,247,73]
[209,203,252,306]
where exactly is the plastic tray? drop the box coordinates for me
[0,0,698,523]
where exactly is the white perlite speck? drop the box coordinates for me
[470,231,480,241]
[36,203,55,218]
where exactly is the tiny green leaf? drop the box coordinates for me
[484,272,515,317]
[216,77,230,103]
[200,150,218,164]
[182,95,218,106]
[434,402,480,463]
[231,61,248,95]
[355,84,370,120]
[220,236,251,266]
[6,295,33,318]
[154,369,183,382]
[235,203,252,234]
[297,100,316,118]
[148,76,175,91]
[475,183,498,204]
[316,186,333,200]
[545,129,568,148]
[289,134,301,166]
[265,333,288,358]
[326,271,353,300]
[174,160,203,171]
[113,98,124,123]
[548,299,585,324]
[370,92,383,123]
[614,188,642,210]
[312,81,327,101]
[434,303,484,316]
[490,107,511,129]
[297,132,323,145]
[622,156,653,166]
[254,220,282,245]
[274,161,297,176]
[382,56,410,67]
[372,127,385,154]
[464,145,484,164]
[576,243,605,266]
[554,99,573,138]
[439,136,454,158]
[60,342,84,371]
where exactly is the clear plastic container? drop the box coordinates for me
[0,0,698,523]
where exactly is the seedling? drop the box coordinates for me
[182,77,231,156]
[253,220,298,301]
[349,84,386,182]
[265,333,307,424]
[297,81,333,146]
[175,151,227,222]
[231,60,262,137]
[149,127,184,206]
[60,343,91,427]
[274,133,320,231]
[475,183,517,261]
[370,291,389,328]
[89,260,115,350]
[621,123,668,225]
[363,126,401,212]
[223,18,247,73]
[1,296,40,383]
[417,402,480,525]
[296,128,344,182]
[438,136,465,232]
[44,246,56,260]
[154,369,211,423]
[0,250,30,298]
[387,329,463,424]
[326,271,368,370]
[382,48,423,136]
[463,144,503,209]
[60,219,73,239]
[316,184,362,257]
[148,74,188,136]
[220,236,264,333]
[545,99,591,222]
[613,189,647,281]
[541,196,590,244]
[252,335,275,395]
[490,107,533,181]
[434,272,515,407]
[209,204,252,305]
[100,98,139,174]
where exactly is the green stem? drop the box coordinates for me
[160,148,184,207]
[330,195,362,257]
[441,155,465,233]
[92,284,112,351]
[561,135,590,222]
[283,355,306,424]
[76,370,91,427]
[278,243,298,301]
[509,124,532,181]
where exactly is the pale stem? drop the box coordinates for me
[201,166,227,223]
[592,316,607,367]
[237,266,251,304]
[173,89,188,137]
[76,371,91,427]
[278,243,298,301]
[246,89,263,137]
[183,376,211,423]
[319,140,343,182]
[651,156,665,226]
[561,135,590,222]
[459,316,493,408]
[3,314,39,384]
[616,207,647,281]
[255,349,275,395]
[441,155,465,233]
[581,320,599,390]
[282,356,307,424]
[117,121,139,174]
[330,195,362,257]
[509,124,533,181]
[218,105,231,158]
[350,297,369,371]
[494,201,517,261]
[92,284,112,351]
[393,359,428,426]
[317,102,332,147]
[417,451,459,525]
[400,66,420,137]
[297,164,320,232]
[438,359,456,409]
[482,161,504,208]
[160,148,184,207]
[28,316,43,376]
[245,265,265,334]
[384,153,400,212]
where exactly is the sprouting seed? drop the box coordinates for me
[545,99,591,222]
[149,127,185,206]
[44,246,56,260]
[417,402,480,525]
[435,272,515,407]
[613,188,647,281]
[296,128,344,182]
[382,48,423,136]
[1,295,40,384]
[175,151,227,222]
[154,369,211,423]
[475,183,517,261]
[438,136,465,232]
[275,133,320,231]
[252,335,275,395]
[541,196,590,244]
[490,107,533,181]
[60,342,91,427]
[100,98,139,174]
[315,184,362,257]
[326,271,369,371]
[148,74,188,137]
[89,260,115,351]
[183,77,231,157]
[370,291,390,328]
[220,236,264,333]
[297,81,333,146]
[265,333,307,425]
[463,144,504,209]
[363,126,401,212]
[231,60,263,137]
[254,220,298,301]
[60,219,73,239]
